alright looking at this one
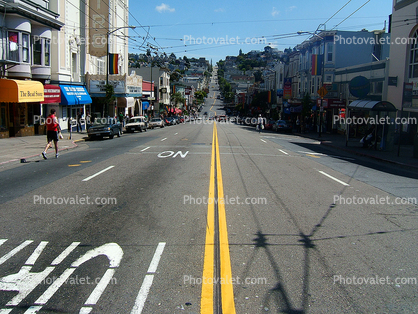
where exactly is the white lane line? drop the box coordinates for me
[131,242,166,314]
[278,149,289,155]
[318,171,350,186]
[174,133,178,135]
[131,275,154,314]
[260,139,267,143]
[35,268,76,305]
[84,269,116,305]
[51,242,81,265]
[161,138,167,142]
[25,241,48,265]
[24,307,43,314]
[141,147,150,152]
[147,242,166,273]
[82,166,115,182]
[0,239,7,247]
[0,240,33,266]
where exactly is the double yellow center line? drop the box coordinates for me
[201,122,236,313]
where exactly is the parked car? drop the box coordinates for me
[264,119,276,130]
[125,116,147,133]
[87,118,122,140]
[164,117,175,126]
[217,115,227,122]
[272,120,292,133]
[149,117,165,129]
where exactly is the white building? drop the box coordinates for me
[387,0,418,146]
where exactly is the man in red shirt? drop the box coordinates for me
[41,109,61,159]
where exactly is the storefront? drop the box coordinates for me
[86,73,142,120]
[0,79,44,138]
[60,85,92,131]
[39,84,61,135]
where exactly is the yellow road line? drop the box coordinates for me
[200,123,217,314]
[214,123,236,314]
[201,123,236,313]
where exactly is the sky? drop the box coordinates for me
[127,0,393,62]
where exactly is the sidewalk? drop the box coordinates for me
[0,131,88,165]
[298,131,418,170]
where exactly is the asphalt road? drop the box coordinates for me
[0,74,418,313]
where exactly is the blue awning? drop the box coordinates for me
[142,101,150,110]
[60,85,92,105]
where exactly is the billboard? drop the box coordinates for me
[89,0,109,57]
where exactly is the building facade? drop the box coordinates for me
[0,0,64,138]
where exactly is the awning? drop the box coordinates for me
[60,85,92,105]
[42,84,61,104]
[117,97,135,108]
[348,100,397,112]
[0,79,44,103]
[142,101,150,110]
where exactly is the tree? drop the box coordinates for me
[170,70,182,82]
[171,92,185,107]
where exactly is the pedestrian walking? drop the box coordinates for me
[76,111,82,132]
[257,114,264,133]
[41,109,61,159]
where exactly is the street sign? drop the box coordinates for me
[317,86,328,98]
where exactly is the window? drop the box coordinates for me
[33,37,42,65]
[45,39,50,66]
[326,43,333,62]
[98,58,105,75]
[72,53,77,79]
[8,31,19,61]
[409,29,418,78]
[32,37,51,66]
[22,34,29,63]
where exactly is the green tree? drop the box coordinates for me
[171,92,185,107]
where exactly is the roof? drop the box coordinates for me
[348,100,397,112]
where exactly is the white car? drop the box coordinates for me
[149,118,165,128]
[125,116,147,133]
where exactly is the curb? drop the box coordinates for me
[320,141,418,170]
[295,133,418,170]
[0,138,83,165]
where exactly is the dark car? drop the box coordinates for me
[272,120,292,133]
[264,119,276,130]
[164,117,175,126]
[87,118,122,139]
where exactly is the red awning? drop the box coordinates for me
[42,84,61,104]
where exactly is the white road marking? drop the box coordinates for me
[141,147,150,152]
[298,151,326,156]
[25,241,48,265]
[51,242,81,265]
[0,309,12,313]
[23,306,42,314]
[79,307,93,314]
[278,149,289,155]
[35,268,76,305]
[84,269,116,305]
[147,242,166,273]
[82,166,115,182]
[174,133,178,135]
[131,242,166,314]
[131,275,154,314]
[260,139,267,143]
[0,240,33,266]
[318,171,350,186]
[161,138,167,142]
[0,239,7,247]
